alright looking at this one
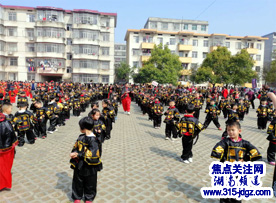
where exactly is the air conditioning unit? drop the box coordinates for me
[29,37,34,41]
[8,51,13,55]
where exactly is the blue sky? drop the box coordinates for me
[1,0,275,43]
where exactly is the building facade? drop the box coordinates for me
[0,4,117,83]
[125,18,267,86]
[114,43,126,68]
[144,17,209,34]
[262,32,276,67]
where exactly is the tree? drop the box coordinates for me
[134,44,183,85]
[114,62,131,82]
[264,60,276,84]
[228,49,257,86]
[191,46,257,86]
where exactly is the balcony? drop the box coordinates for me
[210,46,218,52]
[179,57,192,63]
[141,55,150,62]
[178,44,193,51]
[37,67,65,75]
[246,48,259,55]
[36,21,65,29]
[141,42,155,49]
[180,69,192,76]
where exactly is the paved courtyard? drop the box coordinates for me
[0,102,275,203]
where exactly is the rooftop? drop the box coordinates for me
[125,29,269,41]
[144,17,209,28]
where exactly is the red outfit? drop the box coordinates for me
[0,113,18,190]
[121,88,131,112]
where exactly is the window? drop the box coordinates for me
[73,29,99,40]
[256,43,262,50]
[102,61,110,70]
[179,52,184,57]
[161,22,168,30]
[26,29,34,38]
[73,13,97,24]
[7,27,17,36]
[67,39,72,45]
[0,57,5,66]
[192,40,198,46]
[203,40,209,47]
[10,58,18,66]
[192,51,198,58]
[37,10,63,22]
[8,12,17,21]
[0,25,4,36]
[182,63,188,69]
[255,66,260,72]
[203,52,208,59]
[173,23,180,30]
[67,67,72,73]
[72,74,98,83]
[27,73,35,81]
[67,53,72,60]
[101,18,110,27]
[27,14,35,22]
[132,49,140,56]
[150,22,157,29]
[157,37,163,44]
[67,24,72,31]
[7,43,17,52]
[256,55,261,61]
[236,42,242,49]
[102,47,109,55]
[192,24,197,30]
[73,45,98,55]
[170,38,176,45]
[171,50,175,54]
[201,25,207,31]
[225,42,230,48]
[183,24,188,30]
[37,43,65,53]
[133,61,139,67]
[102,75,109,83]
[102,33,110,41]
[36,27,65,38]
[0,41,5,51]
[26,43,35,52]
[143,36,153,43]
[134,36,139,43]
[191,63,198,69]
[73,60,98,69]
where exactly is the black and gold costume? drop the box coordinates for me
[203,105,221,129]
[70,133,102,202]
[211,137,262,162]
[177,115,203,161]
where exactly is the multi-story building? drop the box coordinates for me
[114,43,126,68]
[125,18,267,86]
[262,32,276,67]
[0,4,117,83]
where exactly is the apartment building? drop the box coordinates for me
[125,18,267,86]
[262,32,276,67]
[114,43,126,68]
[0,4,117,83]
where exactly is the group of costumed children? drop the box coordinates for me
[0,83,121,203]
[134,88,276,166]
